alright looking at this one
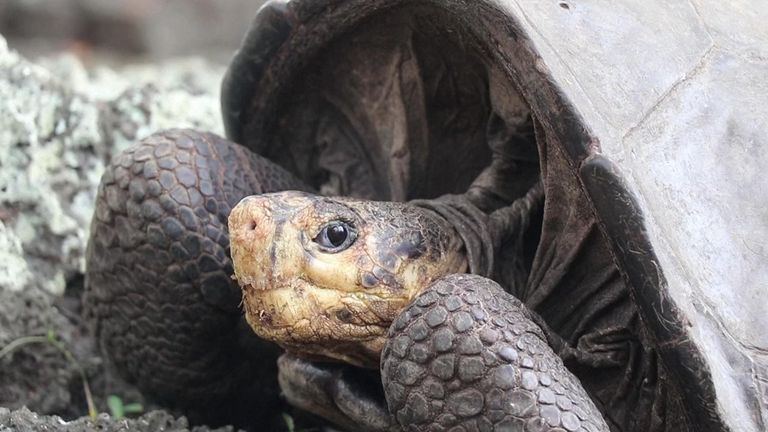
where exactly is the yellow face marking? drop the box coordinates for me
[229,192,467,368]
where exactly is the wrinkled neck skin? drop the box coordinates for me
[411,194,499,281]
[411,181,546,287]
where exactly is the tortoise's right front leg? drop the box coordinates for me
[382,274,610,432]
[84,129,309,427]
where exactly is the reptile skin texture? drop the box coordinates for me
[382,274,609,432]
[84,129,308,425]
[85,129,612,430]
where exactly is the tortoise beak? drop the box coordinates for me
[228,195,278,291]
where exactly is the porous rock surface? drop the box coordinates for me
[0,36,224,298]
[0,407,235,432]
[0,33,227,424]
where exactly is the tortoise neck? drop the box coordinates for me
[410,181,544,289]
[410,194,498,278]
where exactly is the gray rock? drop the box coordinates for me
[0,220,31,292]
[0,407,238,432]
[0,34,223,297]
[0,33,225,419]
[0,284,80,415]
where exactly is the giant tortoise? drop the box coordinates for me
[84,0,768,431]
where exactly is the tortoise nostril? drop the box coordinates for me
[335,308,354,323]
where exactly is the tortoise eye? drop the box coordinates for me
[313,221,357,252]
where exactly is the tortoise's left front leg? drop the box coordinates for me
[85,129,310,427]
[382,274,610,432]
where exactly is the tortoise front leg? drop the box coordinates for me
[382,274,610,432]
[85,129,310,427]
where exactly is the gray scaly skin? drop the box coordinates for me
[227,186,609,431]
[85,128,608,431]
[383,275,606,432]
[84,129,309,428]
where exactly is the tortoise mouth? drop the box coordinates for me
[240,279,401,368]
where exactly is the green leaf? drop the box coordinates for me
[107,395,125,419]
[282,413,295,432]
[122,403,144,414]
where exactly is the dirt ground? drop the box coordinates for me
[0,280,280,431]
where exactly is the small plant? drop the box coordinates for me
[106,395,143,419]
[281,412,321,432]
[282,412,296,432]
[0,329,97,418]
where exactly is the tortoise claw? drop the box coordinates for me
[278,354,397,432]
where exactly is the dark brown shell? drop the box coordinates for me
[221,1,768,431]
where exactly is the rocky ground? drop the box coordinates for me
[0,408,235,432]
[0,35,256,430]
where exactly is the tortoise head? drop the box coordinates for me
[228,191,467,367]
